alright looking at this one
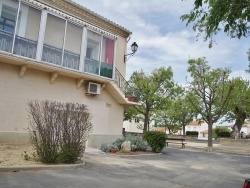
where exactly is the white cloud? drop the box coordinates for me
[74,0,250,83]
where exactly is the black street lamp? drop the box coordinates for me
[124,42,138,62]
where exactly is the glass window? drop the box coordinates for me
[0,4,17,33]
[100,37,114,78]
[42,14,66,66]
[13,3,41,59]
[84,30,101,75]
[0,1,18,53]
[63,22,82,70]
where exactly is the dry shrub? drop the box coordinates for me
[27,100,92,164]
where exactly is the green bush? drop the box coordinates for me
[186,131,199,136]
[112,138,126,150]
[101,134,146,153]
[124,134,146,151]
[213,126,231,138]
[100,143,119,152]
[144,131,167,152]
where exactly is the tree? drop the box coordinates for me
[225,77,250,138]
[128,67,175,132]
[168,95,197,137]
[154,110,181,134]
[124,107,139,121]
[181,0,250,47]
[187,57,233,151]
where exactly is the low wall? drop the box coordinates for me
[0,132,123,149]
[0,132,30,144]
[218,138,250,145]
[87,134,123,148]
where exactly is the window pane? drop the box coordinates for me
[13,3,41,59]
[63,22,82,70]
[84,30,101,75]
[100,37,114,78]
[42,14,65,66]
[0,1,18,53]
[86,30,101,60]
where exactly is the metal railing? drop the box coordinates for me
[42,44,62,66]
[84,58,99,75]
[63,50,80,70]
[114,68,138,102]
[0,30,13,53]
[114,68,127,94]
[0,30,135,100]
[14,35,37,59]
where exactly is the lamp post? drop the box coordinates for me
[124,42,138,62]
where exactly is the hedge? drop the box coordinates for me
[186,131,198,136]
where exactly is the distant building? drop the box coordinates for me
[123,118,154,133]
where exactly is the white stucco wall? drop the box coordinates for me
[0,62,124,146]
[123,120,143,133]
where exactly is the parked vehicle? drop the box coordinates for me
[243,179,250,188]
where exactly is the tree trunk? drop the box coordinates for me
[207,122,213,152]
[182,125,186,138]
[232,118,245,139]
[231,108,246,139]
[147,119,150,131]
[143,111,149,133]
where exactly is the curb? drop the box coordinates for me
[185,146,250,156]
[116,152,162,158]
[0,162,86,172]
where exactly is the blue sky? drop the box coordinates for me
[75,0,250,84]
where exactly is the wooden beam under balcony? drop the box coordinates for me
[76,78,84,88]
[19,65,27,79]
[50,72,58,84]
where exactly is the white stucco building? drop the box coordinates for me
[0,0,137,147]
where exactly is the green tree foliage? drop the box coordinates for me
[127,67,175,132]
[167,94,197,137]
[187,57,233,151]
[186,131,199,136]
[225,77,250,138]
[144,131,167,152]
[181,0,250,47]
[213,126,231,138]
[124,106,139,121]
[154,110,181,134]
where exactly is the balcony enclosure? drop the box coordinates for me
[0,0,18,53]
[42,14,65,66]
[0,0,116,79]
[14,3,41,59]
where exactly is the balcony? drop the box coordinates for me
[0,30,13,53]
[114,68,138,102]
[63,50,80,70]
[0,1,135,104]
[14,35,37,59]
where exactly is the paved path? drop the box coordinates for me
[184,140,250,155]
[0,146,249,188]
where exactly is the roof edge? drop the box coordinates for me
[64,0,132,36]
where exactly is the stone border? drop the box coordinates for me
[109,152,162,158]
[0,162,85,172]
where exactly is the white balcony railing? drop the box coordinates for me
[0,30,13,53]
[14,35,37,59]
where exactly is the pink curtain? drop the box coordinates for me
[105,39,114,65]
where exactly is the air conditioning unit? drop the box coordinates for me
[86,82,101,95]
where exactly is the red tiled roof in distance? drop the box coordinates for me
[187,120,202,126]
[200,129,208,134]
